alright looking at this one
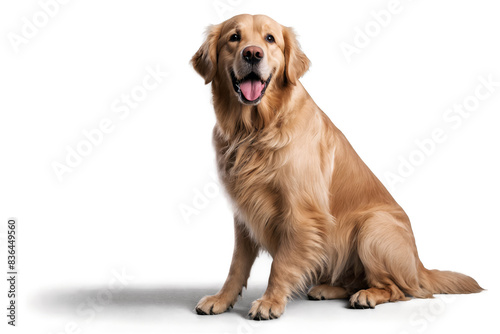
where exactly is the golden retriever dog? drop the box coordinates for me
[191,14,482,320]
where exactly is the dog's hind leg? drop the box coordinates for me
[350,211,428,309]
[307,285,348,300]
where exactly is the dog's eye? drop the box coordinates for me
[229,33,241,42]
[266,34,275,43]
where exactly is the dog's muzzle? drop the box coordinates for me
[231,71,272,105]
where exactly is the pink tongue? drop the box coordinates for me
[240,79,264,101]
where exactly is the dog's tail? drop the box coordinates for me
[420,268,483,295]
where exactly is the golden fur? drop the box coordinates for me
[191,14,482,320]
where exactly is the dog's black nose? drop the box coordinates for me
[242,46,264,65]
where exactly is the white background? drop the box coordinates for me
[1,0,499,333]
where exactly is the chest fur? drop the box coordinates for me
[215,134,289,250]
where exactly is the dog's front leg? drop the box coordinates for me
[248,231,324,320]
[195,217,259,315]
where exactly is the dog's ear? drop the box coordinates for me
[282,26,310,85]
[191,24,222,84]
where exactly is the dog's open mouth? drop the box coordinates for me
[231,71,272,104]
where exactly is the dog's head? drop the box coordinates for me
[191,14,310,105]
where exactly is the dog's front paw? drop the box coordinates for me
[248,297,285,320]
[195,294,235,315]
